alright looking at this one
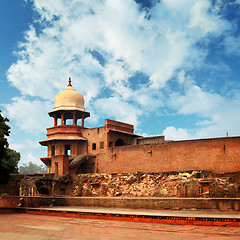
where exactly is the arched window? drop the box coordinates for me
[66,119,73,125]
[92,143,96,150]
[64,112,73,125]
[115,138,125,147]
[65,145,71,155]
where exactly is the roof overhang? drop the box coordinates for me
[39,136,87,146]
[108,129,141,137]
[48,109,90,118]
[40,157,51,166]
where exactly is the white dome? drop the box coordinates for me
[53,78,85,111]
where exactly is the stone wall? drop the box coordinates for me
[1,196,240,211]
[19,174,54,197]
[2,170,240,199]
[72,171,240,198]
[0,196,22,208]
[0,174,25,196]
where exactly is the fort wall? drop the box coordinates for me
[97,136,240,174]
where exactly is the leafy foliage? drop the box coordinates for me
[7,148,20,173]
[19,161,47,174]
[0,111,20,184]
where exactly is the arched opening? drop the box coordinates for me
[92,143,96,150]
[57,118,61,125]
[66,119,73,125]
[64,112,73,125]
[65,145,71,155]
[115,138,125,147]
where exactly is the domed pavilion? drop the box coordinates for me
[40,78,139,178]
[39,78,90,175]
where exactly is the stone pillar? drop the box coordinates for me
[73,112,77,125]
[82,117,84,127]
[61,112,64,125]
[54,116,57,126]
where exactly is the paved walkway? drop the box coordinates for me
[38,206,240,219]
[14,205,238,227]
[1,212,240,240]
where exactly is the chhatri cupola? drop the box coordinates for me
[48,78,90,127]
[54,78,85,112]
[39,78,90,175]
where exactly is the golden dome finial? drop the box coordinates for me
[68,77,72,87]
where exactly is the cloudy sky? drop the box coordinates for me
[1,0,240,166]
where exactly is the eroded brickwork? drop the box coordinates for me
[71,171,240,198]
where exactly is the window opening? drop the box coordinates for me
[115,138,125,147]
[65,145,71,155]
[100,141,104,149]
[109,142,113,147]
[66,119,73,125]
[51,146,55,156]
[92,143,96,150]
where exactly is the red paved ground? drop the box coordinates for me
[0,213,240,240]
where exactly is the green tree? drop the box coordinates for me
[0,110,20,184]
[19,161,47,174]
[7,148,20,173]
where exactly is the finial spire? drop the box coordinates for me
[68,77,72,87]
[226,131,229,137]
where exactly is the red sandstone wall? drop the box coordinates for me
[97,137,240,174]
[0,197,21,208]
[82,127,107,155]
[51,155,69,175]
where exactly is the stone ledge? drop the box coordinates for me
[1,196,240,211]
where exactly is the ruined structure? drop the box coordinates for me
[40,78,240,177]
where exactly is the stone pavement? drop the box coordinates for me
[1,212,240,240]
[39,206,240,219]
[21,206,240,227]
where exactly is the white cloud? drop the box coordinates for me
[22,152,42,165]
[166,73,240,139]
[8,139,39,152]
[175,85,222,116]
[189,1,220,35]
[8,0,231,101]
[94,96,141,126]
[4,0,240,151]
[3,97,52,134]
[163,126,192,140]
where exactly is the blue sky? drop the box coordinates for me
[1,0,240,166]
